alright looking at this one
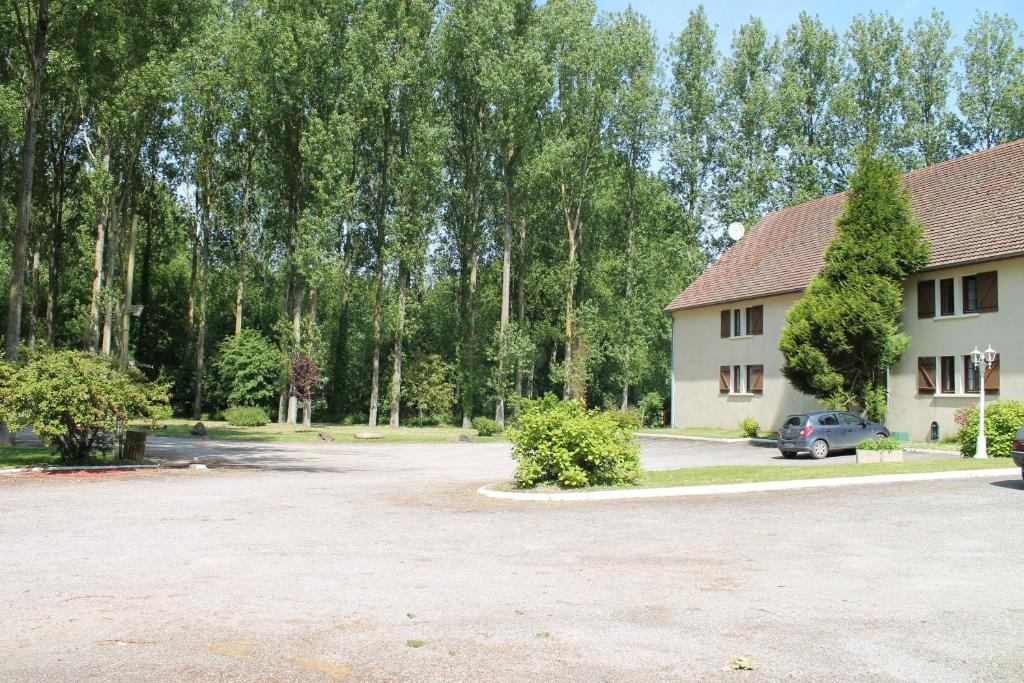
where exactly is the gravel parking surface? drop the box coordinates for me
[2,436,1021,681]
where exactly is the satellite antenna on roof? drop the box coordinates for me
[727,222,745,241]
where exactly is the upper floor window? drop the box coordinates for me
[917,271,998,318]
[720,305,763,338]
[939,279,954,316]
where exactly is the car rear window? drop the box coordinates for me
[783,416,805,428]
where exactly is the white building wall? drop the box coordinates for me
[670,256,1023,438]
[890,255,1024,441]
[670,292,821,433]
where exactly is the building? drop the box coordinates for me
[665,139,1024,440]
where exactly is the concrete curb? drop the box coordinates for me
[478,467,1021,502]
[0,464,160,475]
[903,448,960,456]
[635,432,778,447]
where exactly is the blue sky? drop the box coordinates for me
[593,1,1024,48]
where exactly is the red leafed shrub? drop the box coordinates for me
[288,354,321,402]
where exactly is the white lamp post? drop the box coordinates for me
[969,345,997,458]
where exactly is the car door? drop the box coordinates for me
[839,412,865,448]
[817,413,840,445]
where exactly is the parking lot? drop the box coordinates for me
[1,436,1021,681]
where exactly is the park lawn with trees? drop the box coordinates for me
[1,2,1022,437]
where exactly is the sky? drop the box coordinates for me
[593,1,1024,48]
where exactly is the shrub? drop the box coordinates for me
[0,351,169,464]
[508,394,640,489]
[403,355,456,422]
[857,436,900,451]
[606,409,642,430]
[224,406,269,427]
[957,400,1024,457]
[213,329,283,408]
[638,392,664,427]
[739,417,759,438]
[472,416,502,436]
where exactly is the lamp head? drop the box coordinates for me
[984,345,997,364]
[970,347,983,366]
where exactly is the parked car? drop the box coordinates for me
[778,411,890,459]
[1011,426,1024,480]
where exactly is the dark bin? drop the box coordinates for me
[123,431,147,463]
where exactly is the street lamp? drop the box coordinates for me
[969,345,998,458]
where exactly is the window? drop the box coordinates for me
[784,415,803,428]
[940,356,955,393]
[964,355,980,393]
[840,413,861,425]
[733,365,742,393]
[819,414,839,426]
[917,280,935,318]
[746,365,764,394]
[745,305,764,336]
[917,357,936,394]
[963,276,978,313]
[720,310,731,338]
[939,279,954,316]
[719,366,730,393]
[733,309,742,337]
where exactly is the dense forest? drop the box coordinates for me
[1,1,1022,427]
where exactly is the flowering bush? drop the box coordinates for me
[289,354,321,402]
[957,401,1024,457]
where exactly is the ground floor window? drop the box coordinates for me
[719,364,763,395]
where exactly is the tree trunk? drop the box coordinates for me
[621,162,636,411]
[192,184,211,420]
[234,173,251,335]
[5,0,48,362]
[186,195,199,344]
[332,219,355,416]
[137,199,154,358]
[233,258,244,335]
[302,288,316,427]
[288,284,303,425]
[119,214,139,371]
[562,198,577,400]
[100,202,123,355]
[368,253,385,427]
[495,175,513,427]
[46,174,64,346]
[514,215,527,406]
[26,239,40,349]
[461,246,478,428]
[388,262,409,427]
[86,147,110,351]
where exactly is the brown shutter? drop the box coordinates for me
[720,310,731,338]
[917,280,935,318]
[917,357,936,393]
[719,366,730,393]
[977,271,998,312]
[747,305,763,335]
[751,365,764,394]
[985,354,1000,394]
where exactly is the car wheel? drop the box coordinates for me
[781,451,796,458]
[810,439,829,459]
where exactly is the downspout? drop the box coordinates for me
[669,312,676,428]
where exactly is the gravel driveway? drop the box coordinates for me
[1,436,1020,681]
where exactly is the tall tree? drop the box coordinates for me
[958,12,1024,150]
[905,10,958,165]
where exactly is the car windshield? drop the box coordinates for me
[783,416,804,428]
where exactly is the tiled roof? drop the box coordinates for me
[665,138,1024,311]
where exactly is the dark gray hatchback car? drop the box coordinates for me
[778,411,890,459]
[1011,426,1024,479]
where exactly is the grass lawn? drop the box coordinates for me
[133,418,506,444]
[637,426,777,440]
[501,457,1013,492]
[0,447,144,469]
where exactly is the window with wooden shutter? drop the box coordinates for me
[977,271,998,312]
[719,366,730,393]
[940,356,955,393]
[720,310,731,338]
[939,279,954,316]
[733,365,742,393]
[964,355,980,393]
[917,280,935,318]
[917,357,936,393]
[985,354,1000,394]
[963,276,978,313]
[733,309,742,336]
[748,365,764,394]
[746,305,763,335]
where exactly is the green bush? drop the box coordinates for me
[472,416,502,436]
[857,436,900,451]
[606,408,642,430]
[638,392,664,427]
[509,394,640,489]
[739,417,759,438]
[0,351,169,464]
[224,406,269,427]
[957,400,1024,457]
[212,329,283,409]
